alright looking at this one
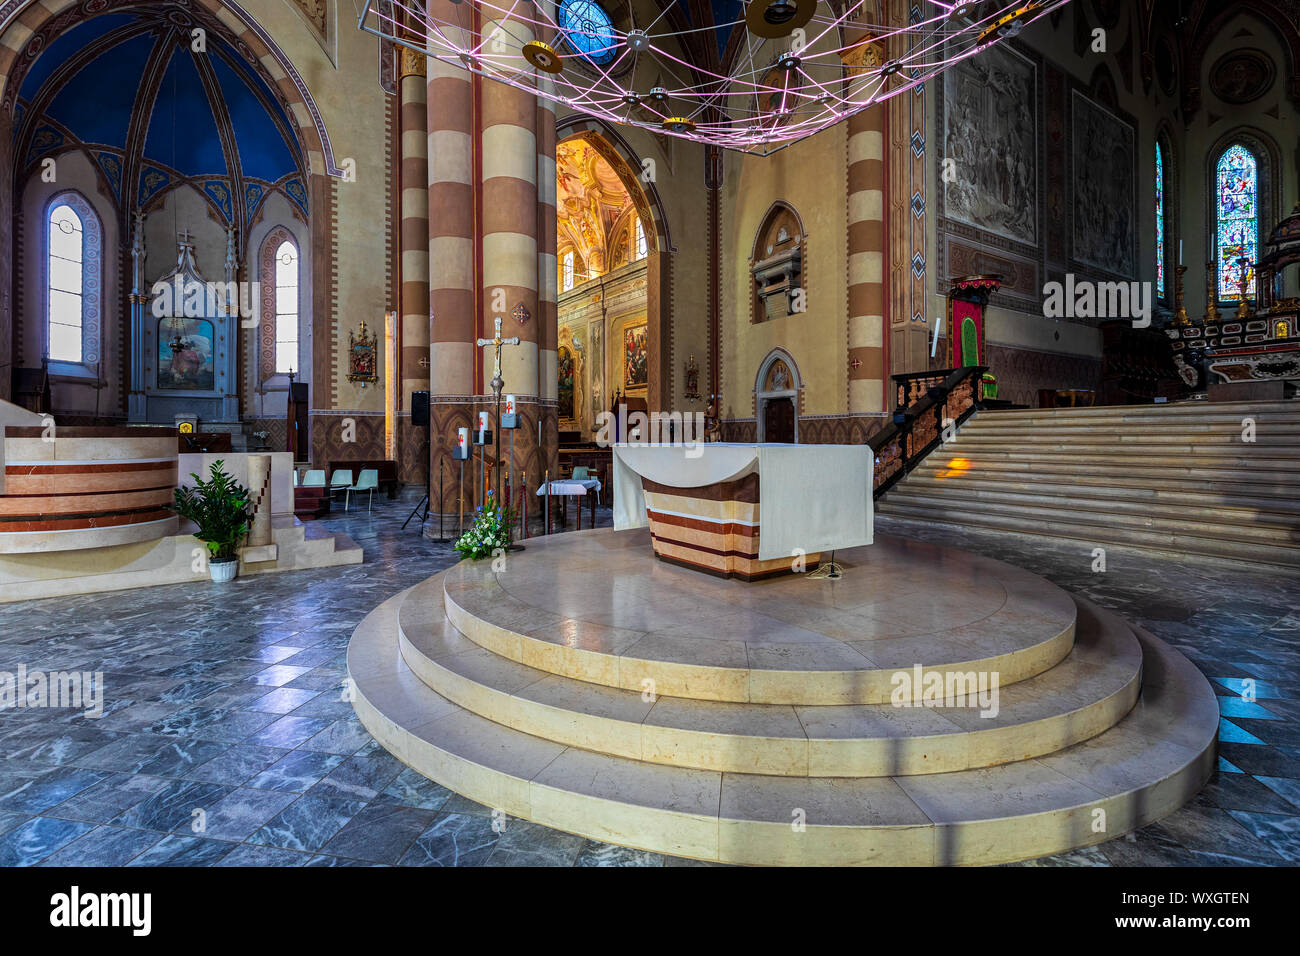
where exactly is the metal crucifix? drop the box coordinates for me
[475,315,521,506]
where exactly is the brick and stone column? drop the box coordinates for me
[424,5,557,532]
[398,43,429,483]
[845,30,887,414]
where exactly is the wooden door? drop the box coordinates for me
[763,397,795,443]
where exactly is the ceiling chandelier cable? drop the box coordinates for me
[359,0,1064,155]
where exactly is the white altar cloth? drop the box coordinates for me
[613,443,873,562]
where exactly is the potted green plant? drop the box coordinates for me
[174,459,255,582]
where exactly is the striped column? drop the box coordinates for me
[846,28,887,414]
[398,46,430,408]
[480,15,539,399]
[535,5,559,483]
[427,1,475,401]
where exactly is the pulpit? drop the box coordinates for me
[613,443,873,580]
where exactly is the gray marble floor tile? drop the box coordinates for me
[0,816,96,865]
[35,824,162,866]
[247,792,368,852]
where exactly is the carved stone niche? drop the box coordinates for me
[750,203,804,322]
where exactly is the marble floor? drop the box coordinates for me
[0,489,1296,866]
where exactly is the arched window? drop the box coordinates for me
[633,216,647,261]
[1216,144,1258,301]
[274,240,299,373]
[1155,142,1165,299]
[562,251,575,292]
[259,228,301,379]
[45,193,102,367]
[558,0,616,66]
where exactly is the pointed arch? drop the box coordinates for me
[555,117,674,253]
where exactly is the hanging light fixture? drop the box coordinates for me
[358,0,1061,156]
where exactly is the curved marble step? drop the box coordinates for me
[348,593,1218,866]
[440,530,1077,705]
[397,575,1141,777]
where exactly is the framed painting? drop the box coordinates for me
[623,323,647,390]
[942,41,1038,246]
[157,317,215,390]
[1071,89,1136,277]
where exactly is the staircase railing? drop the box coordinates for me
[867,366,987,498]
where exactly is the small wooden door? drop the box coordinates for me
[763,397,795,443]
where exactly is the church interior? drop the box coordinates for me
[0,0,1297,882]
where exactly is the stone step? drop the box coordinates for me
[438,533,1079,706]
[936,443,1300,465]
[914,455,1297,488]
[396,575,1142,777]
[980,399,1300,422]
[347,589,1218,866]
[955,430,1300,448]
[896,475,1300,519]
[874,502,1300,568]
[883,488,1300,539]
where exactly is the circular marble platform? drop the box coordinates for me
[348,527,1219,866]
[442,529,1078,704]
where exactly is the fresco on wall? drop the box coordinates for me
[942,42,1037,245]
[157,317,214,390]
[1071,90,1135,276]
[558,344,575,421]
[623,324,648,390]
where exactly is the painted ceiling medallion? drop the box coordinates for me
[512,303,530,326]
[1209,49,1275,106]
[358,0,1068,156]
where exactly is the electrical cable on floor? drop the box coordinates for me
[807,550,843,580]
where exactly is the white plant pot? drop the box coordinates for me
[209,559,238,583]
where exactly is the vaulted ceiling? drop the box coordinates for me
[12,7,308,232]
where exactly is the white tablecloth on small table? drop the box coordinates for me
[536,479,602,496]
[613,443,872,561]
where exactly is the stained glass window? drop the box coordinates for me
[1216,144,1257,301]
[558,0,617,66]
[562,251,575,292]
[48,203,84,363]
[1155,142,1165,299]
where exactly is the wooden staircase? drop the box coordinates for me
[876,400,1300,568]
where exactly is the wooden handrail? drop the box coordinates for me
[867,365,987,498]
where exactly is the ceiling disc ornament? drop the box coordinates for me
[358,0,1068,156]
[745,0,816,40]
[523,40,564,73]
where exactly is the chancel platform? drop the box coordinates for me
[612,443,873,579]
[348,527,1218,865]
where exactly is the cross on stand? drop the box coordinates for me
[476,315,522,540]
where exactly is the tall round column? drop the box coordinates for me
[846,29,887,414]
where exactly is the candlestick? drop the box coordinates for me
[1204,262,1219,323]
[1235,256,1251,320]
[1174,264,1189,326]
[1178,239,1183,266]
